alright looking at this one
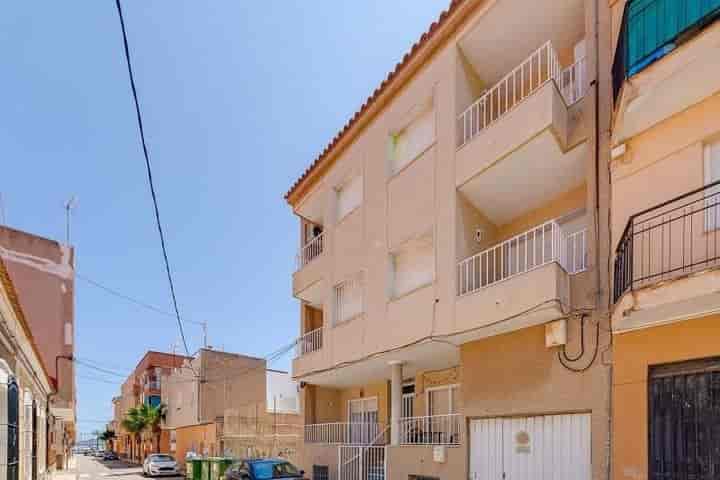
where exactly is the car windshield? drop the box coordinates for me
[250,461,299,479]
[150,455,175,462]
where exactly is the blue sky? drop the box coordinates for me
[0,1,448,437]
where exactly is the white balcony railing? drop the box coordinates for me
[458,41,587,147]
[297,232,324,269]
[457,220,587,296]
[562,228,588,274]
[399,414,462,445]
[295,327,323,357]
[304,423,385,445]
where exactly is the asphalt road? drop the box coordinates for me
[71,455,184,480]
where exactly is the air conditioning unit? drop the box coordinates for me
[545,319,567,348]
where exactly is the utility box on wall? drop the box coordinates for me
[545,319,567,347]
[432,445,446,463]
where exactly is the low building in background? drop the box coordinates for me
[0,250,55,480]
[112,351,189,463]
[161,348,300,466]
[0,226,76,472]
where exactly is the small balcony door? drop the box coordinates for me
[348,397,378,444]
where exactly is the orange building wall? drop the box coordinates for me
[174,423,217,468]
[612,314,720,480]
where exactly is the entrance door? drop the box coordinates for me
[649,358,720,480]
[469,413,591,480]
[348,398,378,444]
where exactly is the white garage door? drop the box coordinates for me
[469,413,591,480]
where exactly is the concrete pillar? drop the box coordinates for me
[389,361,403,446]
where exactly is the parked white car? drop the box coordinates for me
[143,454,179,477]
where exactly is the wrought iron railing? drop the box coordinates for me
[295,327,323,358]
[399,414,462,445]
[613,181,720,302]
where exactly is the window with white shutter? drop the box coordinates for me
[336,175,363,221]
[704,139,720,231]
[334,274,363,324]
[391,235,434,298]
[390,106,435,174]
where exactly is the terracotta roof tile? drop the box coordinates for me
[285,0,466,203]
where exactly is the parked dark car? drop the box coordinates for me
[225,459,306,480]
[103,451,119,461]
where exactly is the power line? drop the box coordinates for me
[113,0,191,357]
[77,273,209,347]
[77,374,121,385]
[74,358,128,378]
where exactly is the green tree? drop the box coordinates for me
[121,407,147,462]
[99,429,116,451]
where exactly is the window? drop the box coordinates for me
[427,385,458,416]
[146,395,161,408]
[391,235,434,298]
[704,139,720,230]
[336,175,363,221]
[334,274,363,324]
[312,465,329,480]
[390,105,435,174]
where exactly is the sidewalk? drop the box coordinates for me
[49,456,78,480]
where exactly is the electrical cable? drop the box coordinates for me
[561,314,586,362]
[74,358,128,378]
[557,318,600,373]
[113,0,191,357]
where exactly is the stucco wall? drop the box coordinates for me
[612,314,720,480]
[461,321,611,480]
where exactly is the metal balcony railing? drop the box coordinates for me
[295,327,323,357]
[304,423,385,445]
[614,181,720,302]
[338,445,386,480]
[399,414,462,445]
[297,232,324,270]
[457,220,587,297]
[458,41,587,147]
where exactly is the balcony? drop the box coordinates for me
[304,422,386,445]
[456,43,588,227]
[455,220,583,341]
[612,2,720,142]
[293,232,326,302]
[613,181,720,331]
[296,232,324,270]
[295,327,323,358]
[458,41,586,149]
[399,414,462,446]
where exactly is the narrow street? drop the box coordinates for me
[55,455,184,480]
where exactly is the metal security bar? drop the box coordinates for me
[399,414,462,445]
[613,181,720,302]
[304,423,385,445]
[458,41,587,147]
[297,232,324,269]
[295,327,323,357]
[338,445,386,480]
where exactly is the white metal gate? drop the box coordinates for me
[469,413,591,480]
[338,446,386,480]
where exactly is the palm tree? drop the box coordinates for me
[99,429,116,451]
[121,407,147,462]
[140,403,167,454]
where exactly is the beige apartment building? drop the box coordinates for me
[161,348,300,467]
[608,1,720,480]
[285,0,614,478]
